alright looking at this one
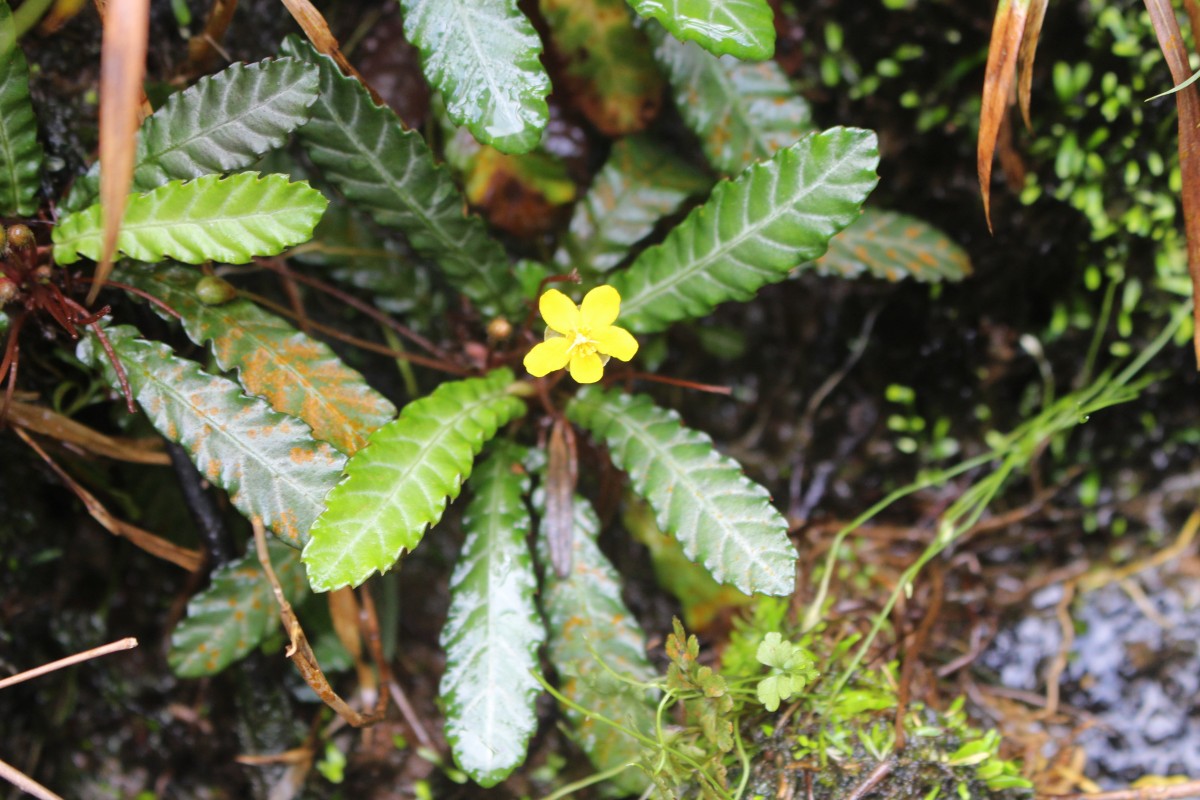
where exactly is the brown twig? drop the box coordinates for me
[6,401,168,465]
[251,519,386,728]
[0,756,63,800]
[609,369,733,396]
[893,564,943,751]
[845,758,895,800]
[0,637,138,691]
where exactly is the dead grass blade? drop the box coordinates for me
[186,0,237,74]
[1144,0,1200,365]
[89,0,149,305]
[0,637,138,690]
[0,756,63,800]
[978,0,1031,231]
[276,0,384,107]
[1017,0,1049,130]
[13,426,203,571]
[7,400,168,464]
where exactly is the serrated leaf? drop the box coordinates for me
[647,20,812,175]
[303,369,526,592]
[440,442,543,787]
[53,172,328,266]
[169,539,308,677]
[813,208,971,283]
[399,0,549,153]
[540,0,663,135]
[117,264,395,454]
[538,492,656,796]
[554,135,711,275]
[281,37,521,319]
[627,0,775,60]
[610,128,879,333]
[567,387,796,595]
[78,325,346,546]
[0,0,43,215]
[64,58,320,211]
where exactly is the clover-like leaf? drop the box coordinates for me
[440,442,543,787]
[538,491,657,797]
[554,135,711,275]
[813,208,972,283]
[63,58,320,211]
[118,264,395,455]
[400,0,549,153]
[627,0,775,60]
[0,0,43,215]
[754,632,816,712]
[303,369,526,592]
[78,325,346,546]
[647,21,813,175]
[168,539,308,677]
[568,387,796,595]
[610,128,880,333]
[53,173,328,266]
[281,37,521,319]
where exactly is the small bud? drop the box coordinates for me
[195,275,237,305]
[0,278,17,304]
[6,224,33,251]
[32,264,52,284]
[486,316,513,341]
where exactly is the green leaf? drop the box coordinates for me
[0,0,43,215]
[52,172,328,266]
[567,387,796,595]
[538,492,656,796]
[303,369,526,592]
[78,325,346,546]
[63,57,320,211]
[168,539,308,677]
[399,0,549,153]
[440,442,543,787]
[812,208,972,283]
[281,37,521,319]
[539,0,663,135]
[610,127,880,333]
[627,0,775,60]
[553,135,711,275]
[117,264,395,455]
[647,21,813,174]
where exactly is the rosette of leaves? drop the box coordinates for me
[6,0,981,791]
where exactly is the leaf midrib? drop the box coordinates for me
[121,340,339,530]
[620,138,856,320]
[591,397,789,588]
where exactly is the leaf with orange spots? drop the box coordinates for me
[168,539,308,677]
[646,20,812,175]
[553,135,711,275]
[78,325,346,547]
[117,264,395,455]
[812,208,971,283]
[539,0,663,135]
[440,442,543,787]
[538,491,657,797]
[567,387,796,595]
[303,369,527,592]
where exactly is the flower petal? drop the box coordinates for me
[524,337,572,377]
[569,351,605,384]
[580,285,621,329]
[592,325,639,362]
[539,289,580,333]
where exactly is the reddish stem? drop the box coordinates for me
[88,320,136,413]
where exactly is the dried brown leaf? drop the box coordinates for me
[546,417,578,578]
[978,0,1030,231]
[91,0,149,304]
[1145,0,1200,365]
[1017,0,1049,130]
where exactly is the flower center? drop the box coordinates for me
[570,329,596,357]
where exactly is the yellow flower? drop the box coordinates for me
[523,285,639,383]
